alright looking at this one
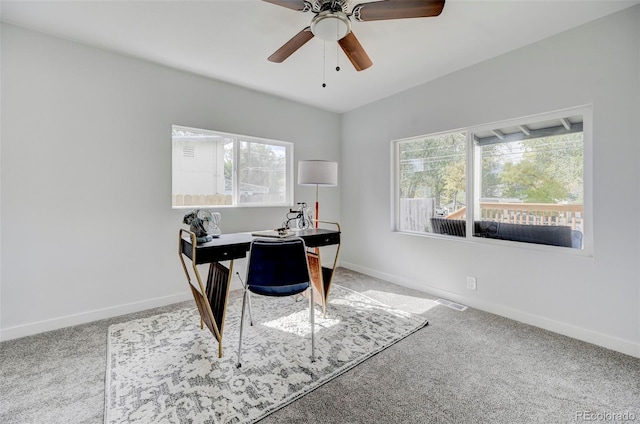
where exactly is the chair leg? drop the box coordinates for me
[309,286,315,362]
[237,271,254,326]
[236,289,248,368]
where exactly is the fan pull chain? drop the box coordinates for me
[322,41,327,88]
[336,21,340,72]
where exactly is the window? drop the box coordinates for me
[396,131,467,235]
[172,126,293,208]
[393,107,588,250]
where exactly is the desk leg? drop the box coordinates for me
[186,260,233,358]
[179,247,233,358]
[307,252,327,316]
[306,242,341,318]
[205,261,233,358]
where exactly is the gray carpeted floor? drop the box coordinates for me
[1,268,639,423]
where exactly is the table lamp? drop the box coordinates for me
[298,160,338,227]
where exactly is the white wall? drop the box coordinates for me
[0,23,341,339]
[2,9,639,359]
[341,7,640,357]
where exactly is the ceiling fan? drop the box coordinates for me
[263,0,446,72]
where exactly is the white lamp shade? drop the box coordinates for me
[298,160,338,186]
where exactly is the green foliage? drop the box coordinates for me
[224,143,233,181]
[501,160,569,202]
[489,134,583,203]
[399,132,466,208]
[398,129,583,212]
[480,144,503,198]
[443,160,466,210]
[238,141,286,193]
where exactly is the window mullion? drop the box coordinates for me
[232,138,239,206]
[465,131,475,239]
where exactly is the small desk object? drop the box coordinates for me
[178,223,340,358]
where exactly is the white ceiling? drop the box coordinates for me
[1,0,638,113]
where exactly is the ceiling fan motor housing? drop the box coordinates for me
[311,10,351,41]
[312,0,348,13]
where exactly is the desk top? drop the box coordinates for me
[180,228,340,265]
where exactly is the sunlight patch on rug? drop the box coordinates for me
[105,285,428,424]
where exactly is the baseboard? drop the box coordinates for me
[340,262,640,359]
[0,291,193,342]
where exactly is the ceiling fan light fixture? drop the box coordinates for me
[311,11,351,41]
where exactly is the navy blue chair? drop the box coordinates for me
[236,237,315,367]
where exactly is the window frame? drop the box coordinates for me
[391,129,468,236]
[172,125,294,209]
[391,105,593,256]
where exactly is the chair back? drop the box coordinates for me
[246,238,311,294]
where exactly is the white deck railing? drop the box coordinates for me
[447,203,583,231]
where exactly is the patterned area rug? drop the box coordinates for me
[105,284,428,424]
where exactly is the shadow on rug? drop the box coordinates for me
[105,284,428,424]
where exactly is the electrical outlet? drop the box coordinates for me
[466,276,477,290]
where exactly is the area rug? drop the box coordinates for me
[105,284,428,424]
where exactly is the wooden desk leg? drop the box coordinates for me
[178,230,233,358]
[307,250,340,318]
[307,251,327,316]
[185,260,232,358]
[205,261,233,358]
[305,221,342,317]
[306,243,341,318]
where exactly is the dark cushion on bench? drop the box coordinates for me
[430,217,466,237]
[485,221,573,247]
[430,218,580,248]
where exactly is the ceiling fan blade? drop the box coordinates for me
[268,27,315,63]
[352,0,445,22]
[338,32,373,72]
[262,0,311,12]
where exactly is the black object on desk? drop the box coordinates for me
[178,226,341,358]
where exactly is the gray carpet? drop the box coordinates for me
[1,268,639,423]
